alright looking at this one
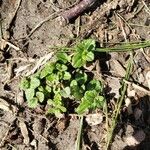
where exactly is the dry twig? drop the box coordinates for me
[61,0,97,22]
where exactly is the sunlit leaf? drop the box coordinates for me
[56,63,68,71]
[72,52,85,68]
[60,87,71,98]
[20,78,30,90]
[76,90,105,114]
[56,52,70,63]
[30,77,40,89]
[45,85,52,93]
[25,88,35,101]
[27,97,38,108]
[40,62,55,79]
[75,98,90,114]
[63,72,71,80]
[86,51,94,61]
[76,39,96,52]
[36,92,44,103]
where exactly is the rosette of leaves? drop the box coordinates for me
[75,79,105,114]
[20,77,44,108]
[72,39,95,68]
[20,39,105,117]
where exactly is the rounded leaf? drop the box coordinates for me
[60,87,71,98]
[20,78,30,90]
[86,51,94,62]
[75,71,87,85]
[40,62,55,79]
[87,79,102,92]
[63,72,71,80]
[72,53,85,68]
[25,88,35,101]
[45,85,52,93]
[27,97,38,108]
[56,52,70,63]
[36,92,44,103]
[56,63,68,71]
[30,77,40,89]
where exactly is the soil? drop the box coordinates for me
[0,0,150,150]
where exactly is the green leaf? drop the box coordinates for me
[27,97,38,108]
[56,63,68,71]
[20,78,30,90]
[70,80,84,100]
[25,88,35,101]
[30,77,40,89]
[75,71,87,85]
[36,92,44,103]
[60,87,71,98]
[38,86,44,92]
[63,72,71,80]
[53,93,62,106]
[72,52,85,68]
[47,99,55,105]
[75,98,90,114]
[45,85,52,93]
[84,90,97,102]
[86,51,94,61]
[47,108,63,118]
[56,52,70,63]
[76,90,105,114]
[76,39,96,52]
[92,96,105,109]
[46,73,59,85]
[40,62,55,79]
[72,39,95,68]
[87,79,102,92]
[57,105,67,112]
[70,80,78,87]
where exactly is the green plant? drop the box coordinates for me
[20,39,105,117]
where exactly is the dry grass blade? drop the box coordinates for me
[0,39,20,51]
[106,54,133,149]
[123,79,150,96]
[25,52,54,76]
[19,120,30,145]
[75,116,84,150]
[0,98,16,113]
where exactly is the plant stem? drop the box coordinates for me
[95,41,150,52]
[75,115,84,150]
[106,54,133,149]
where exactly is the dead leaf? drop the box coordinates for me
[125,130,145,146]
[0,39,7,50]
[16,91,24,105]
[146,71,150,90]
[112,60,126,77]
[85,113,103,126]
[127,89,136,97]
[125,98,133,115]
[106,77,121,98]
[19,120,30,145]
[0,98,16,113]
[56,118,67,132]
[30,139,37,149]
[134,108,142,120]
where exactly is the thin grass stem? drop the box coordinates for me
[75,115,84,150]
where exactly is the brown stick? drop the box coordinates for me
[61,0,97,22]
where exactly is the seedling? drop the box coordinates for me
[20,39,105,117]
